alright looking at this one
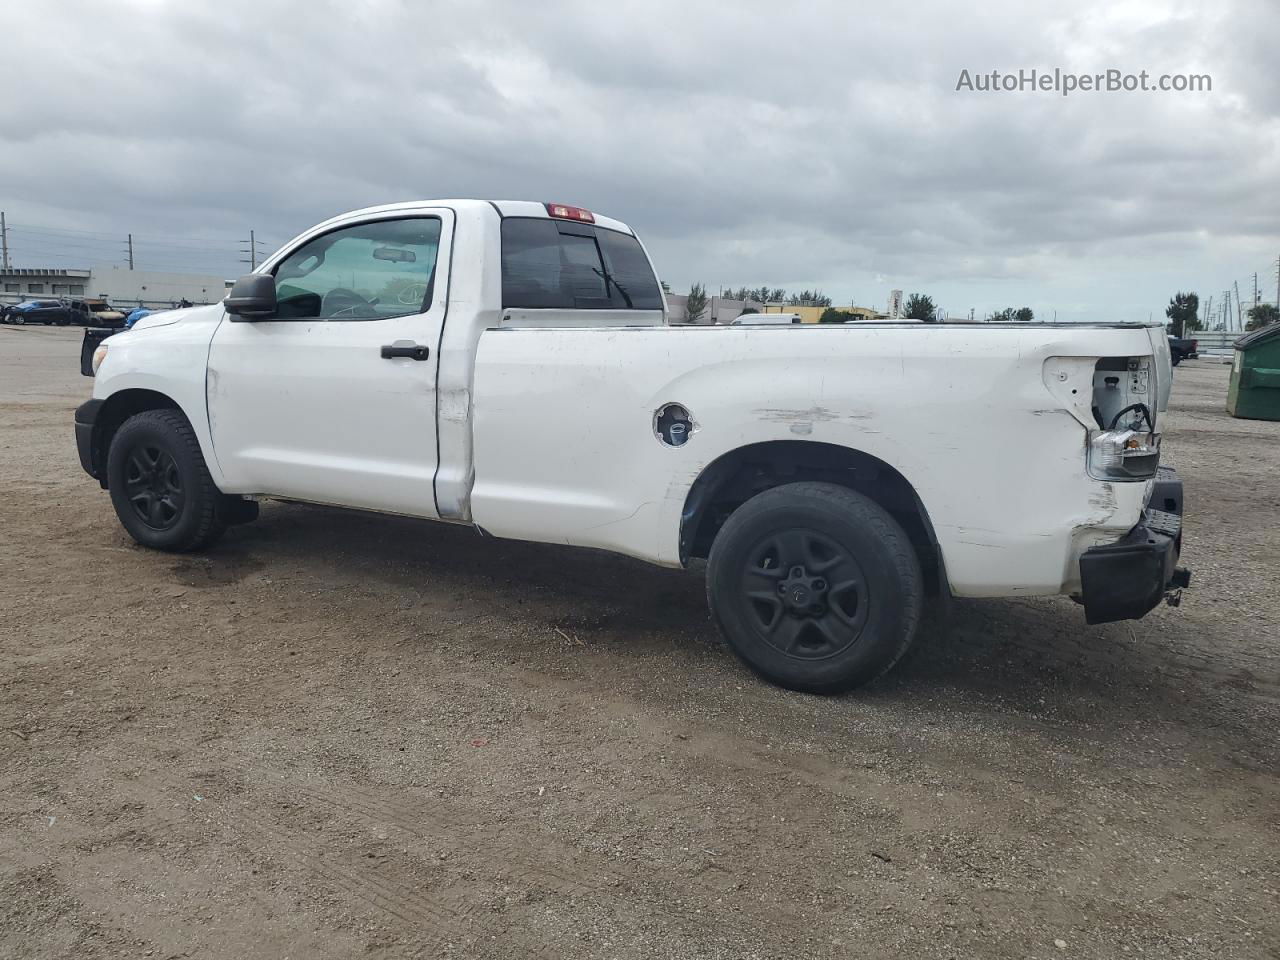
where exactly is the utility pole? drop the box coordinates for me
[1255,272,1260,308]
[1203,294,1213,332]
[0,211,8,271]
[1234,281,1244,330]
[240,229,266,271]
[124,233,134,270]
[1223,289,1231,330]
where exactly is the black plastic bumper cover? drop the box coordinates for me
[81,327,115,377]
[75,399,104,481]
[1079,467,1188,624]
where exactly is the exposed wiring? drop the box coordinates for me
[1108,402,1153,431]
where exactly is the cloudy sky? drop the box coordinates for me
[2,0,1277,321]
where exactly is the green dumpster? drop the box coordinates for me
[1227,323,1280,421]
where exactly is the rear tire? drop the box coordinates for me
[106,409,227,552]
[706,482,922,693]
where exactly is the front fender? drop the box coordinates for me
[92,305,226,486]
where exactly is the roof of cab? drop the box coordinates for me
[487,200,632,235]
[303,199,634,237]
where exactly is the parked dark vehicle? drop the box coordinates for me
[4,299,71,325]
[1168,335,1198,366]
[0,298,127,327]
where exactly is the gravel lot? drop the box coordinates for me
[1,326,1277,960]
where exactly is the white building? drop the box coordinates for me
[1,265,227,308]
[86,266,227,307]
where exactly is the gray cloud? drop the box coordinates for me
[2,0,1276,320]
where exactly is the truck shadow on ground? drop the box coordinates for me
[196,500,1275,762]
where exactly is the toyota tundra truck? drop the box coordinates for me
[75,199,1189,693]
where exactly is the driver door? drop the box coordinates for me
[207,209,452,518]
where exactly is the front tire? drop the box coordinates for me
[706,482,922,693]
[106,409,227,551]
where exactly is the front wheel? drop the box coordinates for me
[106,409,228,551]
[706,482,922,693]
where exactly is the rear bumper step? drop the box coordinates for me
[1079,467,1189,624]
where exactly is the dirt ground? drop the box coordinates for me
[1,326,1276,960]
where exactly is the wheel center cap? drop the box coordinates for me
[779,566,827,613]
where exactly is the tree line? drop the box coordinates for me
[679,285,1040,324]
[682,284,834,323]
[720,287,834,307]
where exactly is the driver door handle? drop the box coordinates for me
[380,342,430,361]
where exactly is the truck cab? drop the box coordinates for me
[75,199,1188,693]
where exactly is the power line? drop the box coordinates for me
[6,221,284,247]
[7,228,273,256]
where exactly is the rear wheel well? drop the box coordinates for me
[91,389,184,487]
[681,441,946,595]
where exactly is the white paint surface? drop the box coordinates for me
[93,199,1172,601]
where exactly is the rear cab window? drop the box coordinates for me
[501,218,661,312]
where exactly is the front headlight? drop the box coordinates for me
[1088,429,1160,480]
[91,343,109,375]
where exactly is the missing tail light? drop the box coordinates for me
[1087,355,1161,480]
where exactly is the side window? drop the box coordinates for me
[501,219,661,310]
[272,217,441,321]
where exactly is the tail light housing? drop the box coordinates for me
[1087,429,1160,480]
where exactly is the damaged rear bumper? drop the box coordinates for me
[1079,467,1190,624]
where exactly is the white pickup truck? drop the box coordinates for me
[76,199,1189,692]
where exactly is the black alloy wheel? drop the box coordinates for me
[122,443,185,531]
[738,528,870,660]
[106,408,228,551]
[706,482,923,693]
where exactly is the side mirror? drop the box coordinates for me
[224,274,278,321]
